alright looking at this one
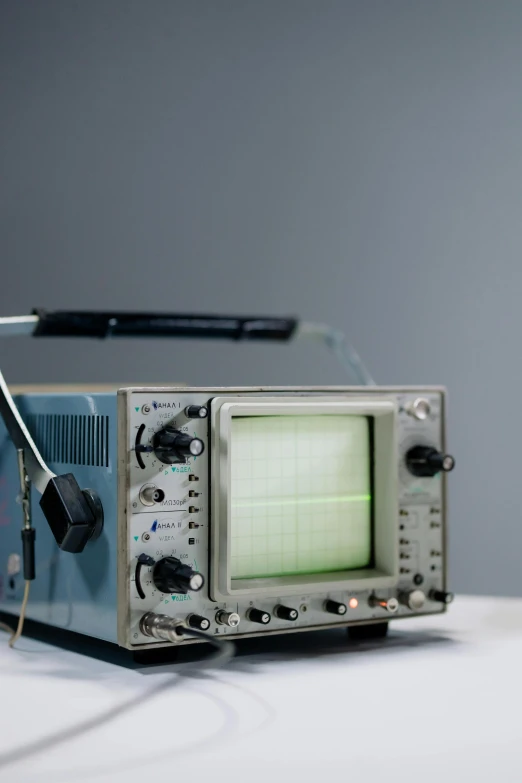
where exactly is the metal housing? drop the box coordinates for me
[0,386,450,650]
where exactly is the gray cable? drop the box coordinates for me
[296,322,375,386]
[180,627,236,666]
[0,634,235,771]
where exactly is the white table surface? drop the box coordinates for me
[0,596,521,783]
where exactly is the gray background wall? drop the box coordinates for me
[0,0,519,596]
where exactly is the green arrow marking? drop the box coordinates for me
[134,536,138,541]
[135,407,140,412]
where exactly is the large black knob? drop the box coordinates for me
[153,426,205,465]
[406,446,455,478]
[153,556,205,594]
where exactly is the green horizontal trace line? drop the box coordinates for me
[231,494,371,509]
[231,563,370,579]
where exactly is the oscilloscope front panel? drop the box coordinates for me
[119,386,450,650]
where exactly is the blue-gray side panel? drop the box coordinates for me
[0,392,118,643]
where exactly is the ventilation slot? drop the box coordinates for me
[26,414,110,467]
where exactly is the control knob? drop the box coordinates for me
[153,426,204,465]
[406,446,455,478]
[399,589,426,611]
[274,605,298,621]
[186,614,211,631]
[246,608,271,625]
[152,556,204,594]
[185,405,208,419]
[324,600,347,616]
[429,589,454,604]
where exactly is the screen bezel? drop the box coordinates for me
[210,396,398,601]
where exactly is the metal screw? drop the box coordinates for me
[141,532,151,542]
[142,404,151,414]
[300,604,308,613]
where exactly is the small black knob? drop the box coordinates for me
[247,608,271,625]
[187,613,211,631]
[429,589,454,604]
[185,405,208,419]
[324,600,347,616]
[153,426,205,465]
[274,605,298,621]
[153,556,205,594]
[406,446,455,478]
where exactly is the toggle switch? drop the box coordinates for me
[369,595,399,613]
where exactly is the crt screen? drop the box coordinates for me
[229,415,372,579]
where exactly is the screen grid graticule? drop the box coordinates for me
[230,415,371,579]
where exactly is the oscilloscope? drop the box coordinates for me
[0,311,455,652]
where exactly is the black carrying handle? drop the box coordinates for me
[32,310,298,342]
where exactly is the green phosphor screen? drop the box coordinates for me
[230,415,372,579]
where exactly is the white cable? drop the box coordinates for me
[296,322,376,386]
[8,581,30,648]
[0,581,30,648]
